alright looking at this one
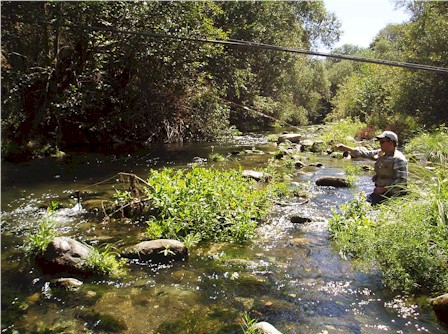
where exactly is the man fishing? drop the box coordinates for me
[336,131,408,205]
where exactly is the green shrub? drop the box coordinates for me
[404,127,448,164]
[329,165,448,294]
[142,166,274,243]
[319,119,367,146]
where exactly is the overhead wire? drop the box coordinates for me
[8,19,448,74]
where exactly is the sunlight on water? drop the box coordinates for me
[1,134,446,334]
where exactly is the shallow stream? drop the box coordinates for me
[1,131,447,333]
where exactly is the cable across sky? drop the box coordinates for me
[11,19,448,74]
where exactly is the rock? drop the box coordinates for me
[122,239,188,264]
[277,134,302,144]
[294,160,306,169]
[289,237,313,247]
[429,293,448,323]
[242,170,270,182]
[315,177,350,188]
[289,215,312,224]
[308,162,323,168]
[300,139,314,152]
[254,321,283,334]
[50,278,83,290]
[36,237,91,275]
[311,140,326,153]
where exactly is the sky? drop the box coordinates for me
[322,0,411,50]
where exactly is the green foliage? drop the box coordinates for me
[1,1,340,154]
[143,166,273,243]
[343,164,365,187]
[329,165,448,294]
[318,119,366,146]
[404,127,448,164]
[25,202,59,254]
[83,244,126,278]
[241,312,259,334]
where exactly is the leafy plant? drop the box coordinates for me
[143,166,274,244]
[329,165,448,294]
[319,119,367,146]
[241,312,259,334]
[25,202,59,254]
[83,244,127,277]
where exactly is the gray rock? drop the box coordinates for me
[37,237,91,275]
[122,239,188,264]
[300,139,314,152]
[277,133,302,144]
[50,277,83,290]
[315,176,350,188]
[254,321,283,334]
[242,170,270,182]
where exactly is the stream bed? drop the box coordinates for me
[1,132,447,333]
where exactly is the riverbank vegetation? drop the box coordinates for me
[329,130,448,295]
[2,1,447,161]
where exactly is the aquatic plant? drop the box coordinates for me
[209,153,227,162]
[343,164,365,187]
[140,165,274,243]
[83,244,127,277]
[241,312,258,334]
[25,202,59,254]
[329,164,448,294]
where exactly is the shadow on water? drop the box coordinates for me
[1,132,447,333]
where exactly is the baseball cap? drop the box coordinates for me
[376,131,398,143]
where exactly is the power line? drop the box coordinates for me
[8,19,448,74]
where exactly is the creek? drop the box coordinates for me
[1,130,446,334]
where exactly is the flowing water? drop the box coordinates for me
[1,131,447,334]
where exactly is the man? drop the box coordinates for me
[336,131,408,205]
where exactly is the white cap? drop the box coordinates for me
[376,131,398,143]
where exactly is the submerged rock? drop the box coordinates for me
[122,239,188,264]
[315,176,350,188]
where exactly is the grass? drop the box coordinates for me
[329,163,448,294]
[404,126,448,164]
[25,202,59,254]
[83,244,127,277]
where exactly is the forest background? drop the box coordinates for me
[1,1,447,161]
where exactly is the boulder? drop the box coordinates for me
[294,160,306,169]
[254,321,283,334]
[50,277,83,290]
[277,134,302,144]
[289,215,312,224]
[36,237,91,275]
[315,177,350,188]
[311,140,326,153]
[429,293,448,323]
[300,139,314,152]
[122,239,188,264]
[242,170,270,182]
